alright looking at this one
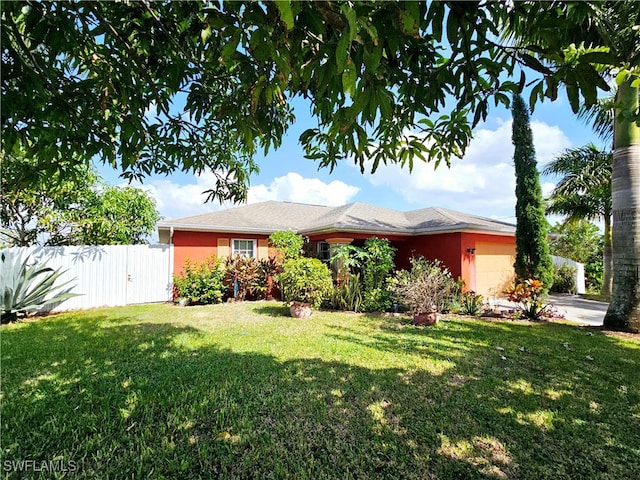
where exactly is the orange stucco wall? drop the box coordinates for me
[395,232,515,292]
[172,229,515,295]
[172,230,271,275]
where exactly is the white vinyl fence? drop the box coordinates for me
[4,244,173,312]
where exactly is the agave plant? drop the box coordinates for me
[1,252,77,322]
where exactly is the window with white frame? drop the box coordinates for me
[232,239,256,258]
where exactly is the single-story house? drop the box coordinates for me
[158,201,517,297]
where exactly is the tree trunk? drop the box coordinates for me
[604,80,640,332]
[601,213,613,297]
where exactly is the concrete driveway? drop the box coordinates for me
[547,294,608,327]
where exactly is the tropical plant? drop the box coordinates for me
[173,256,226,305]
[1,253,77,322]
[224,255,264,301]
[505,279,550,321]
[543,145,612,295]
[512,94,555,292]
[326,273,363,313]
[459,291,485,317]
[391,257,455,315]
[276,257,333,308]
[75,185,160,245]
[359,238,396,312]
[329,238,396,312]
[258,256,281,300]
[507,1,639,331]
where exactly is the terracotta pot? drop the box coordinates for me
[290,301,312,319]
[413,311,438,326]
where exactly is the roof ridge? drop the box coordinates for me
[431,207,465,224]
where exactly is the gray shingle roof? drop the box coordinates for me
[158,201,515,236]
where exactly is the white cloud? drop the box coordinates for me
[247,172,360,206]
[363,119,571,220]
[128,171,360,220]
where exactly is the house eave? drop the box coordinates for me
[157,223,281,235]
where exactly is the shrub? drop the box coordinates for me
[391,257,455,314]
[1,253,78,322]
[258,257,280,299]
[552,264,577,294]
[276,257,333,308]
[326,274,363,312]
[329,238,396,312]
[459,291,484,316]
[505,279,549,321]
[173,256,225,304]
[269,230,304,261]
[224,255,265,301]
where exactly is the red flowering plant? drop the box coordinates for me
[505,279,550,321]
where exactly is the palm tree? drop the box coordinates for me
[509,1,639,332]
[543,145,613,296]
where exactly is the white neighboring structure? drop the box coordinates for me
[4,244,173,312]
[552,255,585,294]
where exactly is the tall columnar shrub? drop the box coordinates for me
[360,238,396,311]
[511,94,555,292]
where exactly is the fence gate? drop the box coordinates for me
[125,244,174,305]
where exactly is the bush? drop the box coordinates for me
[258,256,280,299]
[269,230,303,261]
[551,264,577,294]
[505,279,549,321]
[276,257,333,308]
[459,291,484,316]
[173,256,226,304]
[224,255,264,301]
[391,257,455,314]
[329,238,396,312]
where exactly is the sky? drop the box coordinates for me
[99,94,606,228]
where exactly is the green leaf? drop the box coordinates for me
[200,26,212,43]
[336,33,350,72]
[221,31,241,64]
[429,2,445,41]
[274,1,294,30]
[521,54,553,75]
[401,3,419,36]
[566,83,580,113]
[577,51,614,65]
[341,3,358,42]
[615,70,630,85]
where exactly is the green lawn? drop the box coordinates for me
[2,302,639,479]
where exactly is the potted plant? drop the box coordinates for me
[275,257,333,318]
[391,257,455,325]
